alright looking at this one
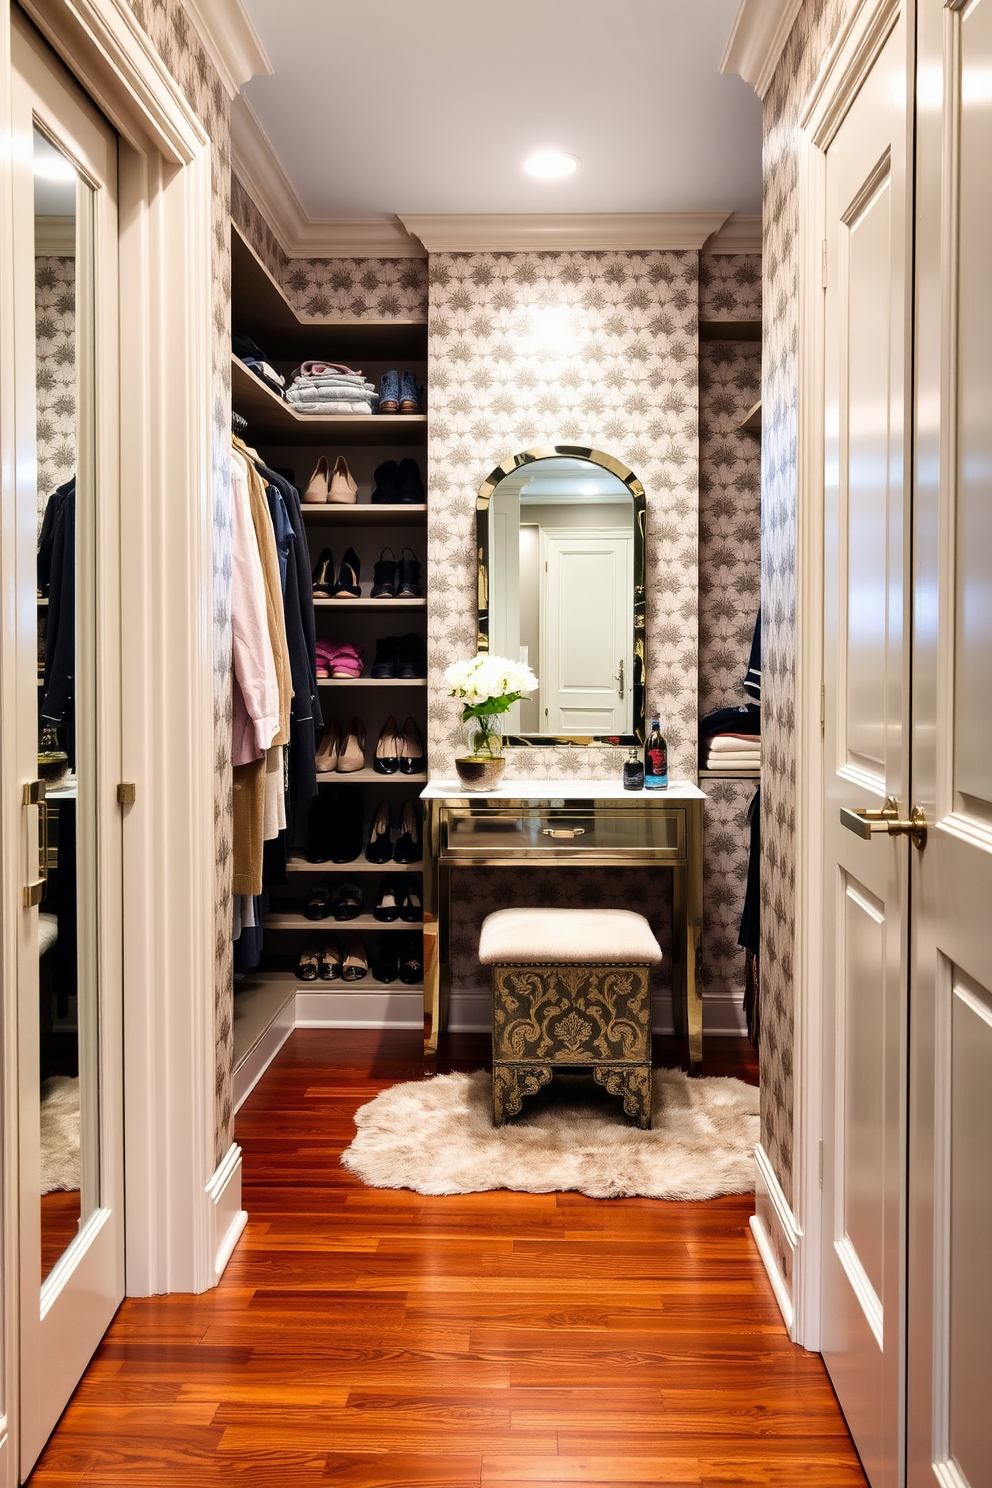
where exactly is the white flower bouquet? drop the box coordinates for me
[444,653,539,758]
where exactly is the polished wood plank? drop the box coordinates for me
[28,1031,866,1486]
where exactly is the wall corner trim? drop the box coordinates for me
[230,97,424,258]
[749,1213,795,1330]
[720,0,804,99]
[703,213,763,254]
[183,0,271,100]
[751,1142,802,1334]
[206,1144,248,1280]
[398,212,731,254]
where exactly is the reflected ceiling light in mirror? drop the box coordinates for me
[33,154,75,183]
[524,304,585,356]
[523,149,580,180]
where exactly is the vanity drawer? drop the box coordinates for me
[441,805,685,859]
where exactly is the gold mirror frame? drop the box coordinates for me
[476,444,646,747]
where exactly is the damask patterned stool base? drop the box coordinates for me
[490,960,653,1130]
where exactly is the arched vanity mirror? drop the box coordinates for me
[477,445,646,745]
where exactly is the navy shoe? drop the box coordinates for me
[396,547,422,597]
[370,548,398,598]
[397,457,425,503]
[378,370,400,413]
[398,369,423,414]
[371,636,400,678]
[396,632,427,679]
[372,459,401,503]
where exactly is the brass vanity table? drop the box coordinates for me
[421,779,706,1073]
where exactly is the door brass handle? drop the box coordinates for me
[540,827,586,838]
[616,660,625,700]
[22,779,48,906]
[840,796,927,849]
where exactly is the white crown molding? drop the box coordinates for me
[35,215,75,255]
[230,96,424,258]
[703,213,763,254]
[182,0,271,101]
[398,211,732,254]
[720,0,804,99]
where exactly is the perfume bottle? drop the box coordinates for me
[38,724,68,786]
[623,748,644,791]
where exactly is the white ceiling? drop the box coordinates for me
[240,0,760,221]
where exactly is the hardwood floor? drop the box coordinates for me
[27,1031,867,1487]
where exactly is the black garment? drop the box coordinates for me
[698,703,761,739]
[42,482,76,763]
[738,786,760,956]
[37,477,74,597]
[743,610,761,702]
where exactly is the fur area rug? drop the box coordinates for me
[342,1068,758,1200]
[40,1076,80,1194]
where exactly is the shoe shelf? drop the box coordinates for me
[300,504,427,526]
[315,769,428,784]
[317,677,426,688]
[265,913,422,932]
[313,597,426,609]
[285,857,423,873]
[232,358,426,446]
[245,968,424,995]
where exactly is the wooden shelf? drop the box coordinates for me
[233,976,296,1073]
[699,768,761,780]
[313,597,426,609]
[699,319,762,342]
[737,400,761,437]
[302,504,427,526]
[232,357,426,446]
[286,857,424,873]
[242,967,423,994]
[232,228,427,361]
[316,769,428,784]
[317,677,426,688]
[266,914,422,931]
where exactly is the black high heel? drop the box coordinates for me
[365,800,393,864]
[396,547,422,598]
[312,547,334,597]
[397,931,423,985]
[399,876,422,923]
[373,716,400,774]
[333,546,361,597]
[371,934,399,983]
[394,801,422,864]
[399,716,424,775]
[370,547,397,598]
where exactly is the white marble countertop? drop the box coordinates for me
[420,778,706,801]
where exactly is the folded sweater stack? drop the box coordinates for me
[315,640,363,679]
[286,361,377,416]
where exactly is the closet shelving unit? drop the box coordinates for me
[230,226,428,1103]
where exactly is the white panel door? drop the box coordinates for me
[540,531,632,733]
[8,15,124,1477]
[908,2,992,1483]
[820,12,911,1488]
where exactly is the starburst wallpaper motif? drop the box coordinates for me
[35,256,76,528]
[699,253,762,321]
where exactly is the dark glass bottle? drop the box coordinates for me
[644,718,668,790]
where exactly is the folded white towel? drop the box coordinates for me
[705,733,761,754]
[288,400,373,416]
[703,760,760,773]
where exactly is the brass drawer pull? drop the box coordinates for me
[540,827,586,839]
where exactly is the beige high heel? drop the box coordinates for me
[328,456,358,504]
[314,719,340,774]
[304,455,330,504]
[337,717,366,773]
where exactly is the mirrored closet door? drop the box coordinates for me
[8,13,124,1476]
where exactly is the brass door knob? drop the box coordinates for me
[840,796,927,849]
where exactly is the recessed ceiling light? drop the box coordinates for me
[524,149,579,180]
[33,155,76,183]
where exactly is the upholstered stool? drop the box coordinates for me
[479,907,662,1130]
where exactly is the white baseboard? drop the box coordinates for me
[295,990,422,1028]
[448,988,748,1036]
[205,1143,247,1281]
[750,1142,801,1334]
[233,989,295,1112]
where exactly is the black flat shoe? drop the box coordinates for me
[303,885,332,920]
[398,457,424,503]
[365,800,393,864]
[332,881,363,921]
[374,877,401,922]
[397,931,423,985]
[371,459,401,503]
[373,716,400,773]
[396,632,427,679]
[371,935,399,983]
[393,801,422,863]
[399,716,424,775]
[396,547,422,598]
[370,636,399,678]
[341,934,368,982]
[370,547,397,598]
[399,876,422,923]
[332,546,361,597]
[319,935,342,981]
[296,937,321,981]
[312,547,334,597]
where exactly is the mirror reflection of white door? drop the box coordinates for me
[9,14,124,1476]
[540,530,632,734]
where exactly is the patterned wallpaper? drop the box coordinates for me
[427,250,700,783]
[35,255,75,528]
[123,0,235,1167]
[699,253,762,321]
[761,0,854,1204]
